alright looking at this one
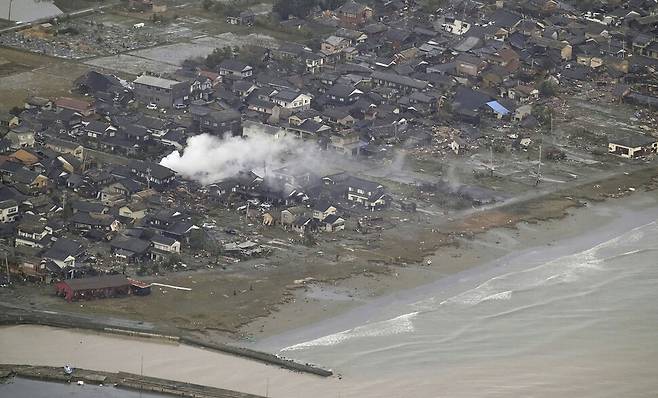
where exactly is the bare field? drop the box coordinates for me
[0,47,92,109]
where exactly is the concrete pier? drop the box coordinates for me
[0,364,266,398]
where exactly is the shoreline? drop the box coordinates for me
[241,186,658,350]
[2,190,657,397]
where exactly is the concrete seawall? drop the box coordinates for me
[0,364,266,398]
[0,306,332,378]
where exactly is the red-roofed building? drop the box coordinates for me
[55,97,95,117]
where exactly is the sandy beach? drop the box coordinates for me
[2,190,658,397]
[240,190,639,342]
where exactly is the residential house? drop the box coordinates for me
[345,176,388,209]
[5,126,35,149]
[0,113,20,128]
[226,10,255,25]
[371,71,428,93]
[608,134,658,158]
[149,235,180,261]
[133,75,191,108]
[326,84,362,104]
[110,236,150,263]
[192,107,243,137]
[43,138,85,162]
[55,97,95,117]
[119,202,148,221]
[15,215,51,248]
[312,201,337,221]
[71,200,106,216]
[281,206,307,226]
[328,131,362,156]
[100,179,142,205]
[321,35,351,56]
[127,160,176,189]
[271,90,313,111]
[219,60,253,80]
[42,238,83,269]
[24,96,52,111]
[292,215,316,233]
[12,168,49,193]
[531,36,573,60]
[70,212,121,232]
[455,54,488,77]
[322,214,345,232]
[0,199,19,223]
[335,0,373,28]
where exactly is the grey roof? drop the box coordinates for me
[151,235,178,246]
[71,200,105,214]
[273,89,302,102]
[71,212,114,227]
[205,109,242,123]
[219,59,252,73]
[337,0,368,14]
[134,75,182,89]
[0,199,17,209]
[372,71,428,90]
[128,160,175,180]
[327,83,360,98]
[610,133,657,148]
[110,236,151,254]
[42,238,83,261]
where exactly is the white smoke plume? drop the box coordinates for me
[160,133,315,185]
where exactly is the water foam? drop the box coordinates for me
[281,312,418,351]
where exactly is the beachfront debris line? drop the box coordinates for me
[0,364,266,398]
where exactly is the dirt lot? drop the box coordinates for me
[0,47,94,110]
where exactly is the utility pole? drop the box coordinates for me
[5,254,9,285]
[536,134,543,187]
[146,167,151,190]
[140,354,144,398]
[489,138,494,176]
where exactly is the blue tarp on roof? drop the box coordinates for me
[486,100,510,115]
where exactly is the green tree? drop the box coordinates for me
[62,200,73,219]
[273,0,319,19]
[539,79,557,97]
[302,231,316,247]
[205,46,233,69]
[532,105,553,130]
[421,0,447,13]
[189,229,209,251]
[237,45,265,66]
[202,0,213,10]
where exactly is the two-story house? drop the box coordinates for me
[219,60,253,80]
[271,90,313,111]
[345,176,388,210]
[133,75,191,108]
[0,199,19,223]
[16,215,52,248]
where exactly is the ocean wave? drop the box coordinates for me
[281,312,418,351]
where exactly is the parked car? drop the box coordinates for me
[146,103,157,110]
